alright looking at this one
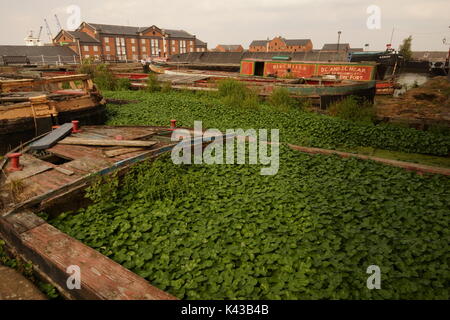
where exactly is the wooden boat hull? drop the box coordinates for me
[1,75,106,154]
[0,104,106,154]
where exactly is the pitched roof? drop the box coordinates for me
[322,43,351,51]
[162,29,195,39]
[283,39,311,46]
[0,45,76,57]
[84,22,198,39]
[250,40,269,47]
[66,31,100,43]
[86,23,141,35]
[195,38,207,46]
[218,45,242,51]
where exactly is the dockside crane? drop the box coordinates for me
[54,14,63,32]
[44,18,53,42]
[37,26,43,41]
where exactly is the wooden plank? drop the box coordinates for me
[6,155,53,183]
[287,144,450,176]
[59,137,157,147]
[53,166,74,176]
[29,123,73,150]
[104,147,145,158]
[4,210,46,235]
[18,223,178,300]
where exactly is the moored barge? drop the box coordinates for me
[0,74,106,154]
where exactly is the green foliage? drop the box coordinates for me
[161,81,172,93]
[116,77,131,91]
[94,64,117,91]
[77,59,122,91]
[328,96,375,123]
[103,90,450,156]
[218,79,260,109]
[399,36,413,61]
[77,57,97,78]
[146,73,162,92]
[49,148,450,300]
[268,87,298,111]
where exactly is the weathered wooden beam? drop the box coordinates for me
[104,147,146,157]
[59,137,158,147]
[287,144,450,176]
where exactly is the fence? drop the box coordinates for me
[0,54,159,66]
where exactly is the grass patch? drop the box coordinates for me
[328,96,375,124]
[268,87,299,112]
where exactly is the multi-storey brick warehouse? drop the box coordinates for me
[249,36,313,53]
[53,22,208,61]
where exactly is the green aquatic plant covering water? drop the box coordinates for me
[50,147,450,300]
[104,90,450,156]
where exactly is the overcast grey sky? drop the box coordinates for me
[1,0,449,51]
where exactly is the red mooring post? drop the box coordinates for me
[170,119,177,129]
[7,153,23,172]
[71,120,82,133]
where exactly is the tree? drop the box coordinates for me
[399,36,413,61]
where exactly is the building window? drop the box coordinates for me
[83,45,89,51]
[190,41,194,46]
[116,37,127,60]
[172,40,175,45]
[151,39,159,56]
[142,46,146,52]
[104,37,109,43]
[141,39,146,44]
[132,46,136,52]
[131,38,135,44]
[84,54,90,58]
[172,47,176,52]
[94,46,98,52]
[180,40,187,54]
[105,45,110,52]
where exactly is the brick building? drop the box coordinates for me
[249,36,313,52]
[53,22,208,61]
[214,44,244,52]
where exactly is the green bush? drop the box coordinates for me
[269,87,298,112]
[77,57,97,78]
[93,64,117,91]
[218,79,260,109]
[146,73,161,92]
[328,96,375,124]
[116,77,131,91]
[161,81,172,93]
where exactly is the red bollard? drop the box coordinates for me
[72,120,82,133]
[7,153,23,172]
[170,119,177,129]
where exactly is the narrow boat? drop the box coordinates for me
[0,74,106,154]
[117,70,376,109]
[1,122,448,300]
[0,122,226,300]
